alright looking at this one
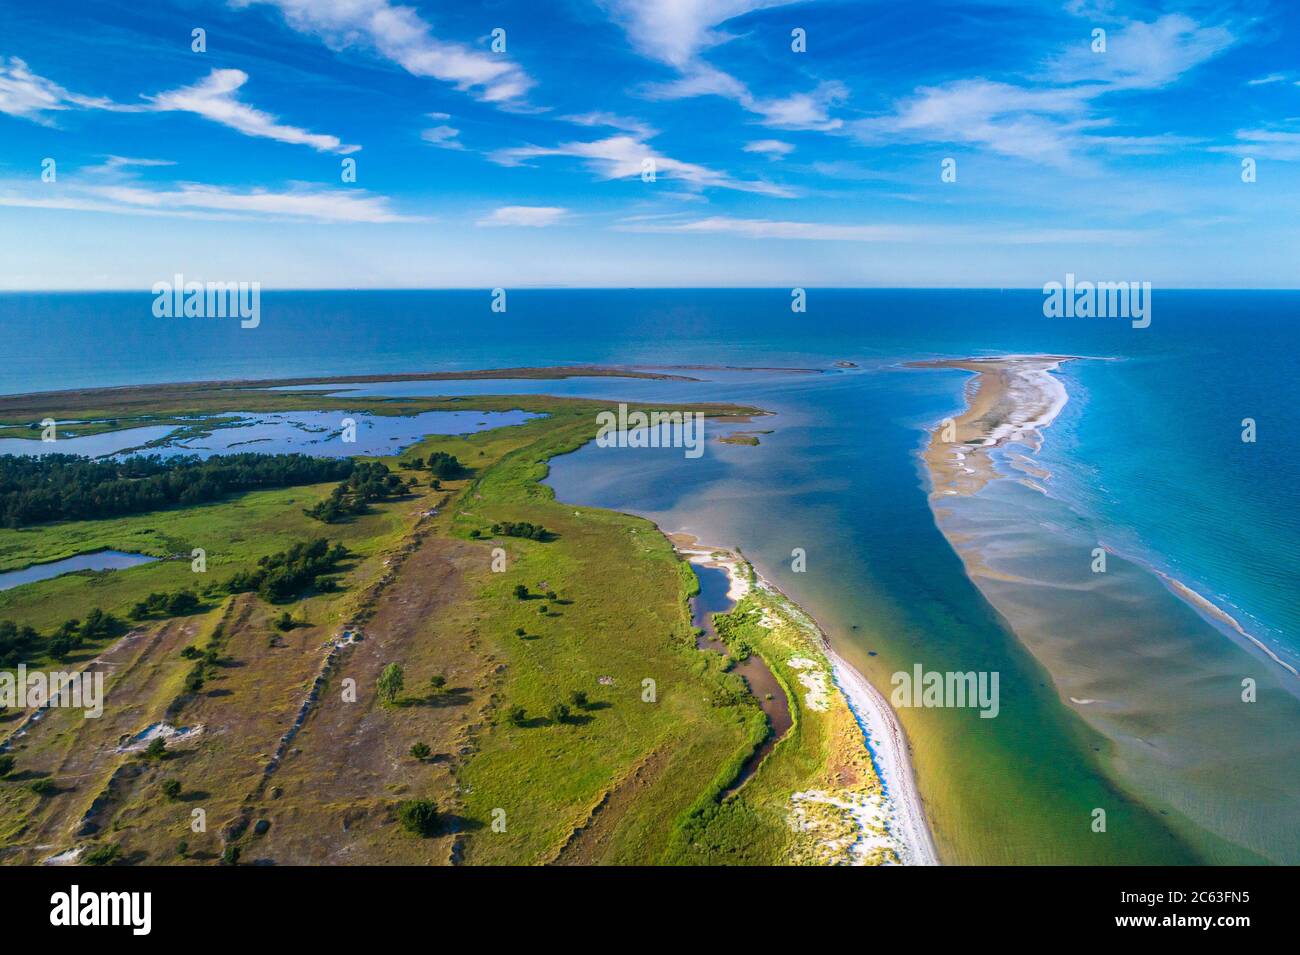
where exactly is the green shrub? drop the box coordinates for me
[397,799,439,837]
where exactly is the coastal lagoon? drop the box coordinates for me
[0,409,541,459]
[3,289,1296,864]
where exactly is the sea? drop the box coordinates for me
[2,288,1296,863]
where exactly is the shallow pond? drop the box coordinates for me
[0,550,158,591]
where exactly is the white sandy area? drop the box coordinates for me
[787,656,831,712]
[673,532,939,866]
[790,789,895,865]
[677,545,751,602]
[980,357,1071,450]
[826,645,940,866]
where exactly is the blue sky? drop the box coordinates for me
[1,0,1297,288]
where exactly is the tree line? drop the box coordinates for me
[0,453,357,528]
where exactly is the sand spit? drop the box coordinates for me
[911,355,1079,497]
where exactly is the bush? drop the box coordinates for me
[410,741,432,760]
[491,521,549,541]
[377,663,404,705]
[570,690,588,709]
[428,675,446,693]
[0,754,13,778]
[397,799,439,837]
[29,778,57,797]
[512,584,528,600]
[82,843,121,866]
[550,702,571,725]
[506,704,526,727]
[160,779,182,800]
[142,738,167,760]
[165,591,200,615]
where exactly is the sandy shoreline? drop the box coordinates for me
[911,354,1079,497]
[669,532,940,866]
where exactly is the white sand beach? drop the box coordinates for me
[671,532,939,866]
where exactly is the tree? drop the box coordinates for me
[512,584,528,600]
[397,799,439,837]
[550,702,571,725]
[428,675,446,693]
[570,690,588,709]
[161,778,182,800]
[0,754,13,778]
[410,741,432,761]
[506,704,526,727]
[165,590,199,615]
[83,843,121,866]
[143,737,167,760]
[377,663,404,705]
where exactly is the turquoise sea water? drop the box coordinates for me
[2,289,1296,862]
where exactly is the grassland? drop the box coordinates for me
[0,380,883,865]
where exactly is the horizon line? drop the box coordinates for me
[3,286,1299,293]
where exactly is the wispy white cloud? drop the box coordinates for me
[1211,126,1300,162]
[420,113,464,150]
[851,79,1094,168]
[1246,72,1293,86]
[617,214,1145,245]
[600,1,843,130]
[851,14,1237,168]
[562,111,657,139]
[0,56,116,121]
[148,69,359,154]
[232,0,534,106]
[1045,14,1234,90]
[81,155,178,177]
[490,134,794,197]
[0,180,417,223]
[0,58,358,154]
[744,139,794,159]
[476,205,568,227]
